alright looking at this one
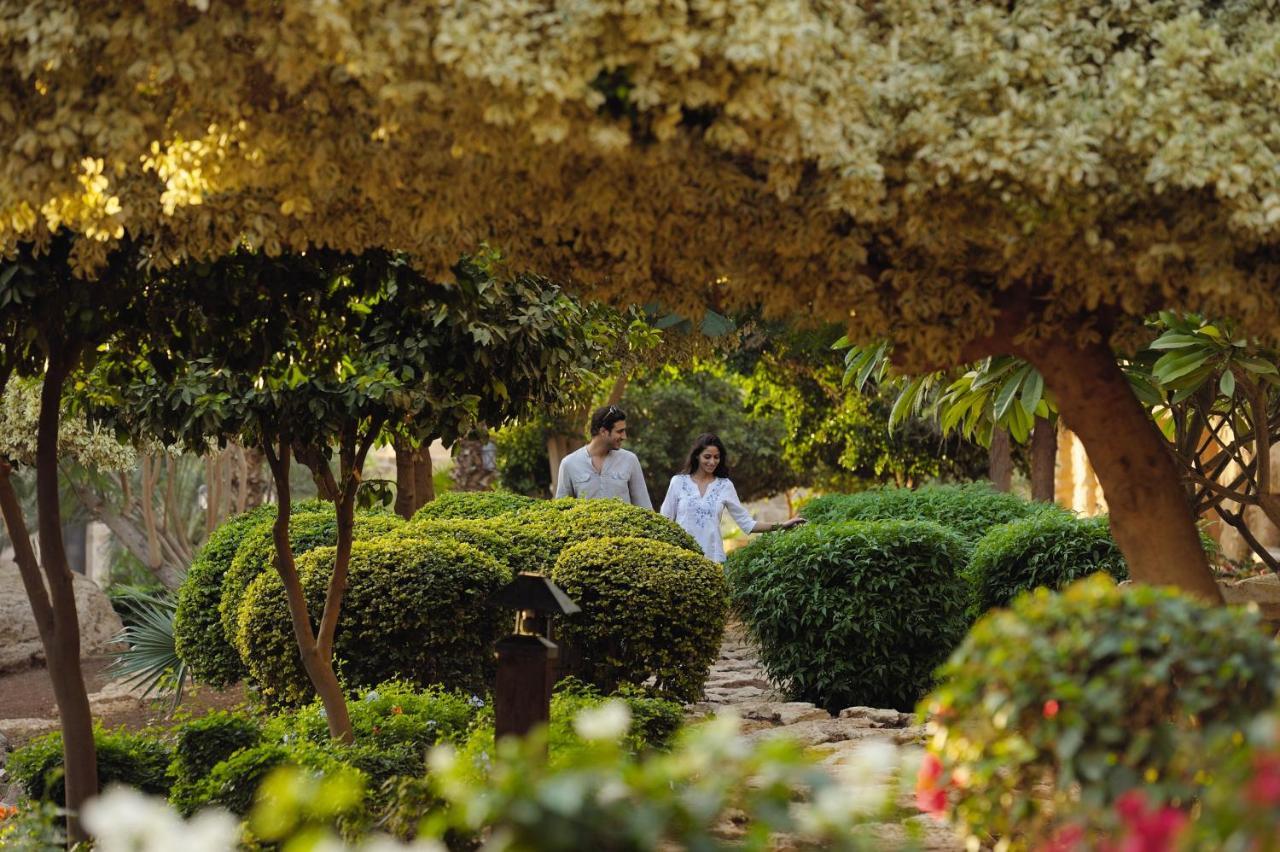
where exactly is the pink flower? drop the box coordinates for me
[1113,789,1188,852]
[915,785,947,816]
[1043,699,1060,719]
[1038,823,1085,852]
[1247,753,1280,807]
[918,753,944,786]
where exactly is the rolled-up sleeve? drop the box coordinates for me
[723,481,756,534]
[628,455,653,509]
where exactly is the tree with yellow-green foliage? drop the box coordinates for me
[6,2,1280,599]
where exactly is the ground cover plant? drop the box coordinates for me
[727,519,970,712]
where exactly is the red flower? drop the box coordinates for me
[915,785,948,816]
[1113,790,1188,852]
[391,705,403,715]
[1043,699,1060,719]
[917,753,944,786]
[1247,753,1280,807]
[1038,823,1085,852]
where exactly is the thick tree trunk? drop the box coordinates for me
[264,444,355,743]
[393,439,416,519]
[412,449,434,511]
[988,427,1013,492]
[546,432,586,496]
[1030,417,1058,503]
[452,438,495,492]
[1020,337,1222,602]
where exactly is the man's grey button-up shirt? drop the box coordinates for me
[554,447,653,509]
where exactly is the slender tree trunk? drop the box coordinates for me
[1020,336,1222,602]
[1030,417,1058,503]
[412,448,434,511]
[393,439,415,520]
[263,443,355,743]
[242,446,269,509]
[988,427,1013,492]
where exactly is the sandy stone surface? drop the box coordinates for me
[0,556,124,673]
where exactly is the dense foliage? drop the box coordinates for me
[800,483,1052,548]
[515,498,701,573]
[493,417,555,498]
[169,710,264,785]
[9,726,173,805]
[727,520,970,712]
[410,490,536,521]
[923,575,1280,849]
[551,537,728,702]
[968,513,1128,614]
[237,535,510,706]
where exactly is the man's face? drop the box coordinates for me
[604,420,626,450]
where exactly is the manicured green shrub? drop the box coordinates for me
[10,726,172,804]
[968,512,1127,615]
[170,742,363,817]
[174,503,282,686]
[411,490,535,521]
[218,509,403,660]
[399,518,519,572]
[799,483,1056,547]
[514,498,702,573]
[237,536,511,706]
[170,710,263,784]
[726,519,970,712]
[551,537,727,702]
[922,574,1280,848]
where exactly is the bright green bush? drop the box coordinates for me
[799,483,1055,547]
[968,512,1127,614]
[218,509,403,660]
[923,575,1280,848]
[10,726,172,804]
[551,536,727,702]
[399,517,520,572]
[411,490,535,521]
[170,742,364,817]
[173,503,283,686]
[237,536,511,706]
[726,520,970,712]
[170,710,263,784]
[514,498,701,573]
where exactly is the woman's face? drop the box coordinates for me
[698,446,721,475]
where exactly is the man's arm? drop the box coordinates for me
[628,455,653,510]
[554,455,574,499]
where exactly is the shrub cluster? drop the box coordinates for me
[552,536,727,703]
[922,574,1280,848]
[411,489,535,521]
[238,536,510,706]
[726,519,970,712]
[170,709,263,783]
[967,512,1127,614]
[9,726,173,805]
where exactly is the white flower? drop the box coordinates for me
[573,699,632,741]
[427,742,459,774]
[84,787,238,852]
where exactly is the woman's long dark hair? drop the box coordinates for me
[682,433,731,478]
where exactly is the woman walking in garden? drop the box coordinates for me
[660,433,805,563]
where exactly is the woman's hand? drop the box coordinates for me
[776,517,806,531]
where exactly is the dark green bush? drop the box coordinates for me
[552,536,727,702]
[494,417,554,498]
[170,710,263,784]
[174,503,282,686]
[218,509,403,660]
[237,536,511,705]
[399,518,519,572]
[799,483,1056,547]
[968,512,1127,614]
[726,520,970,712]
[411,490,535,521]
[10,726,172,804]
[924,575,1280,843]
[170,742,362,817]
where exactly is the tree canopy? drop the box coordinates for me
[3,1,1278,363]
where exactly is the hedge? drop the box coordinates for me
[9,726,172,804]
[512,498,701,573]
[726,519,970,712]
[169,710,263,785]
[411,490,536,521]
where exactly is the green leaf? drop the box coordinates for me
[1020,369,1044,418]
[1219,369,1236,397]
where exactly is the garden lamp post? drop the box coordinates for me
[492,572,580,740]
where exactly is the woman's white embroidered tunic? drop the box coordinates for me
[659,474,756,563]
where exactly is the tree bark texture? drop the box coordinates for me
[988,428,1013,492]
[412,448,434,512]
[1019,336,1223,603]
[393,439,415,519]
[1030,417,1059,503]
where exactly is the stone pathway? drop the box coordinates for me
[689,623,965,850]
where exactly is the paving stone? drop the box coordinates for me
[838,706,913,728]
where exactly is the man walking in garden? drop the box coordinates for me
[555,405,653,508]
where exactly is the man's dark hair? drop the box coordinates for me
[590,405,627,437]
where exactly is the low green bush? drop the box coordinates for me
[551,536,727,702]
[218,509,403,661]
[968,512,1127,615]
[170,742,363,817]
[514,498,702,573]
[727,519,970,712]
[237,536,510,706]
[922,574,1280,848]
[170,710,263,784]
[799,483,1055,547]
[411,490,535,521]
[10,726,172,804]
[173,503,282,687]
[399,518,519,572]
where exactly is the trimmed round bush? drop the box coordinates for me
[400,518,519,572]
[923,574,1280,846]
[10,727,172,804]
[237,536,511,706]
[411,490,535,521]
[170,710,263,785]
[799,483,1056,548]
[174,503,285,686]
[170,742,363,817]
[514,498,702,573]
[218,509,404,660]
[968,512,1127,614]
[551,536,727,702]
[726,520,970,712]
